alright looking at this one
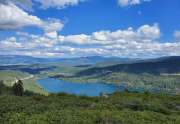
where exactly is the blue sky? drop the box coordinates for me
[0,0,180,58]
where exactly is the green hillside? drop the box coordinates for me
[0,88,180,124]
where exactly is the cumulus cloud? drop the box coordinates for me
[137,24,160,39]
[45,31,58,39]
[0,2,64,34]
[0,37,22,49]
[1,23,180,58]
[0,3,42,30]
[0,0,33,10]
[34,0,85,9]
[56,24,160,45]
[43,19,64,38]
[42,19,64,32]
[118,0,151,7]
[2,0,86,10]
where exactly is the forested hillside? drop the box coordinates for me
[77,56,180,76]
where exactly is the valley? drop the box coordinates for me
[0,55,180,95]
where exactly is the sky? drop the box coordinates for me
[0,0,180,58]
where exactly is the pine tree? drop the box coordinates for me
[12,80,24,96]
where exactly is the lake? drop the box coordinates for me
[37,78,126,96]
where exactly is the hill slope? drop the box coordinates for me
[77,56,180,76]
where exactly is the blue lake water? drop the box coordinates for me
[37,78,126,96]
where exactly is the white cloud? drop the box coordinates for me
[0,37,22,49]
[0,2,64,34]
[118,0,151,7]
[45,31,58,38]
[137,24,160,39]
[1,23,180,58]
[43,19,64,39]
[58,24,159,45]
[34,0,85,9]
[59,34,90,44]
[0,3,42,30]
[42,19,64,32]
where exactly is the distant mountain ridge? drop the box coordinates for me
[0,55,134,66]
[76,56,180,75]
[1,55,180,75]
[0,55,51,65]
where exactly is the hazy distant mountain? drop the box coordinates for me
[61,56,136,66]
[0,55,52,65]
[0,55,134,66]
[77,56,180,76]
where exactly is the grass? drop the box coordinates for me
[23,79,48,95]
[0,70,29,86]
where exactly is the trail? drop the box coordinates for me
[20,75,34,81]
[10,74,34,86]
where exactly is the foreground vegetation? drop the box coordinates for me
[0,82,180,124]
